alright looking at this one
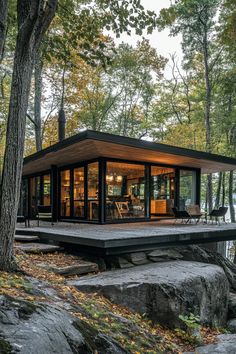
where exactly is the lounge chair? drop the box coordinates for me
[208,206,228,225]
[172,207,191,224]
[186,205,203,223]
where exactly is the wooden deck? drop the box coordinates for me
[16,220,236,255]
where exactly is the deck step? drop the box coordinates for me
[15,235,40,242]
[15,243,62,254]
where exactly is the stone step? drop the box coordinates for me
[15,235,40,242]
[15,243,62,254]
[37,262,99,276]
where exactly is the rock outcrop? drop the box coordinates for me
[104,245,236,292]
[70,261,229,328]
[0,295,128,354]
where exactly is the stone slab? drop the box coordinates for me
[148,248,183,262]
[15,243,62,254]
[124,252,149,265]
[15,235,40,242]
[38,262,99,276]
[69,261,229,328]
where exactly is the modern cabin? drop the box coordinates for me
[21,130,236,224]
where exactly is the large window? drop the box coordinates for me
[179,170,197,210]
[106,162,145,220]
[60,170,71,217]
[88,162,99,221]
[151,166,175,215]
[73,167,85,218]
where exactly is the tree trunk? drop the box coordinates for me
[34,50,43,151]
[202,24,213,213]
[215,172,222,209]
[207,174,213,212]
[222,171,226,207]
[0,0,57,272]
[229,170,235,223]
[0,0,8,63]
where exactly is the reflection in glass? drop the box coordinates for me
[106,162,145,220]
[19,179,28,216]
[151,166,175,215]
[179,170,196,210]
[60,170,70,217]
[43,174,51,206]
[73,167,85,217]
[30,176,40,217]
[88,162,99,220]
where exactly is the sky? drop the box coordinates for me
[111,0,183,77]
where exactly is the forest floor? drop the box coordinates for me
[0,249,226,354]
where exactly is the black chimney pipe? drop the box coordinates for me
[58,107,66,141]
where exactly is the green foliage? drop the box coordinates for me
[176,313,203,345]
[179,313,201,331]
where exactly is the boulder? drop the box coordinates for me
[228,292,236,319]
[185,334,236,353]
[227,319,236,333]
[69,261,229,329]
[0,295,128,354]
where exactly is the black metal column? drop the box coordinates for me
[51,165,58,222]
[175,168,180,209]
[99,159,106,224]
[145,164,151,219]
[196,169,201,206]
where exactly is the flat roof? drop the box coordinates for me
[23,130,236,175]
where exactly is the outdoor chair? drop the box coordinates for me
[17,215,28,227]
[172,207,191,224]
[36,205,53,226]
[186,205,203,223]
[208,206,228,225]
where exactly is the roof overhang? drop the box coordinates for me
[23,130,236,176]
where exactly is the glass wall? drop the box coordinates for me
[88,162,99,221]
[106,162,145,220]
[60,170,71,217]
[73,167,85,218]
[151,166,175,215]
[179,170,197,210]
